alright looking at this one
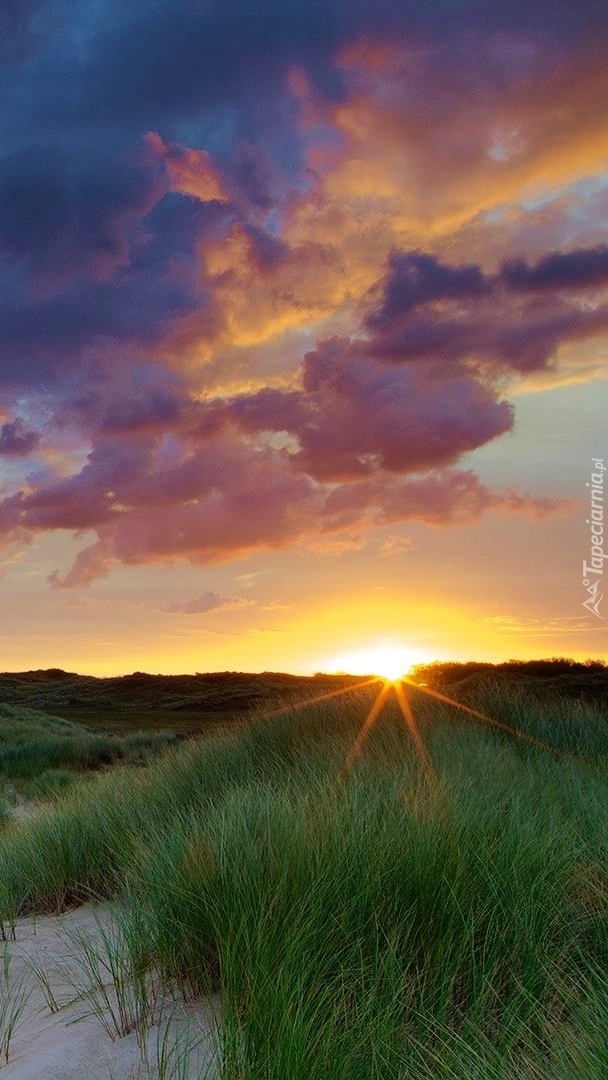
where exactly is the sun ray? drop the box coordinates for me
[264,658,590,792]
[264,677,382,719]
[339,680,394,778]
[403,677,577,761]
[393,680,435,781]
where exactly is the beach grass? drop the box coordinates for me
[0,703,177,798]
[0,682,606,1076]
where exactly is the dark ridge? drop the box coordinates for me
[0,669,371,734]
[409,659,608,708]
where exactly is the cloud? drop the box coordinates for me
[57,363,188,437]
[0,142,165,286]
[0,0,60,65]
[2,410,570,586]
[500,245,608,292]
[71,1,341,131]
[480,613,595,635]
[304,532,367,556]
[321,470,567,530]
[328,21,608,233]
[367,252,489,325]
[163,591,252,614]
[378,533,413,557]
[0,190,225,387]
[48,539,115,589]
[366,246,608,372]
[0,419,40,456]
[0,1,603,588]
[1,230,591,585]
[36,434,321,585]
[225,336,514,480]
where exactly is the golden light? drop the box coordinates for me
[325,643,432,682]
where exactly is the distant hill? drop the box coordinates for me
[409,659,608,710]
[2,662,606,734]
[0,670,371,733]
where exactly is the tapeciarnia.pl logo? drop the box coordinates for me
[582,457,605,620]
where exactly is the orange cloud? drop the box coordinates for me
[147,132,227,202]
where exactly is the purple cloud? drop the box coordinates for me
[500,245,608,292]
[367,252,489,326]
[365,247,608,372]
[0,419,40,456]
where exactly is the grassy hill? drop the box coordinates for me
[0,701,178,807]
[0,678,606,1075]
[411,658,608,708]
[0,669,369,733]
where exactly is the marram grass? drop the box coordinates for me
[0,702,177,801]
[0,685,607,1077]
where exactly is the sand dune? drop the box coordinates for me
[1,905,220,1079]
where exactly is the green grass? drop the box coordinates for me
[0,781,8,832]
[16,767,78,801]
[0,684,607,1076]
[0,703,178,798]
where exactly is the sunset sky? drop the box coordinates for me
[0,0,607,675]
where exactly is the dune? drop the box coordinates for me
[1,905,220,1079]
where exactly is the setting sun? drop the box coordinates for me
[324,644,433,682]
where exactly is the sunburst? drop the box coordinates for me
[339,672,579,781]
[258,653,577,787]
[324,644,431,683]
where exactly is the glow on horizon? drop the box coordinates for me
[323,643,435,681]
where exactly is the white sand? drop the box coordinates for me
[0,905,221,1079]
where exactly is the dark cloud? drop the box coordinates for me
[242,225,290,270]
[229,388,307,434]
[59,363,188,436]
[366,305,604,373]
[0,142,165,285]
[229,142,280,212]
[366,247,608,372]
[0,418,40,455]
[367,252,489,327]
[0,190,228,386]
[500,245,608,292]
[75,1,340,132]
[0,0,61,65]
[57,0,608,135]
[1,0,606,392]
[337,0,605,43]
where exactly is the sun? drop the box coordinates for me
[324,643,431,682]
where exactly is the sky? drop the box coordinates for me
[0,0,607,676]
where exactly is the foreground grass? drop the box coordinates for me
[0,684,607,1076]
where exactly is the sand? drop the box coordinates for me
[0,904,221,1079]
[4,788,38,825]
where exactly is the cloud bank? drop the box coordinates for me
[0,0,605,584]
